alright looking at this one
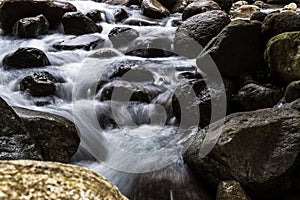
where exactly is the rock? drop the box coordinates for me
[157,0,178,10]
[98,81,161,103]
[86,9,103,22]
[172,78,235,128]
[170,0,187,13]
[89,48,123,59]
[261,12,300,42]
[0,97,43,160]
[216,180,250,200]
[197,20,264,79]
[62,12,102,35]
[282,98,300,111]
[109,65,155,83]
[114,8,129,22]
[239,4,260,12]
[125,36,173,58]
[250,11,267,22]
[184,108,300,199]
[104,0,128,5]
[141,0,170,19]
[264,31,300,83]
[267,0,300,4]
[20,71,57,97]
[232,83,283,111]
[0,160,128,199]
[2,47,51,70]
[108,27,139,48]
[284,2,298,11]
[14,107,80,163]
[126,0,143,6]
[174,10,230,58]
[0,0,76,33]
[12,14,49,38]
[232,1,248,9]
[213,0,233,13]
[284,80,300,103]
[53,34,105,50]
[182,0,221,21]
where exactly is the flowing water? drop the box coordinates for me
[0,1,293,199]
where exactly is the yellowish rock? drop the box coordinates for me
[0,160,128,200]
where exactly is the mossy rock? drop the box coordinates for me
[265,31,300,84]
[0,160,128,200]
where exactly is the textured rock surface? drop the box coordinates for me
[174,10,230,58]
[62,12,102,35]
[141,0,170,19]
[0,0,76,33]
[182,0,221,21]
[197,20,264,79]
[20,71,57,97]
[262,12,300,42]
[0,160,128,200]
[12,14,49,38]
[14,107,80,163]
[184,108,300,199]
[216,180,250,200]
[0,97,43,160]
[3,48,50,70]
[285,81,300,103]
[264,31,300,84]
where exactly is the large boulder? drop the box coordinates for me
[53,34,105,51]
[2,47,51,70]
[0,0,76,33]
[12,14,49,38]
[62,12,102,35]
[174,10,230,58]
[197,20,264,79]
[261,12,300,42]
[184,108,300,199]
[182,0,221,21]
[0,97,43,160]
[141,0,170,19]
[14,107,80,163]
[264,31,300,84]
[20,71,57,97]
[0,160,128,199]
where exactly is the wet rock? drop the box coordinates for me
[141,0,170,19]
[86,9,103,22]
[158,0,178,10]
[62,12,102,35]
[89,48,123,59]
[250,11,267,22]
[20,71,57,97]
[174,10,230,58]
[216,180,250,200]
[262,12,300,42]
[98,81,161,103]
[109,65,155,83]
[213,0,233,13]
[282,98,300,111]
[0,160,128,199]
[12,14,49,38]
[14,107,80,163]
[53,34,105,50]
[197,20,264,79]
[0,97,43,160]
[264,31,300,83]
[104,0,128,5]
[126,0,143,6]
[172,78,235,128]
[125,36,173,58]
[182,0,221,21]
[3,47,50,70]
[108,27,139,48]
[232,83,283,111]
[239,4,260,12]
[267,0,300,4]
[284,80,300,103]
[0,0,76,33]
[114,8,129,22]
[170,0,187,13]
[184,108,300,199]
